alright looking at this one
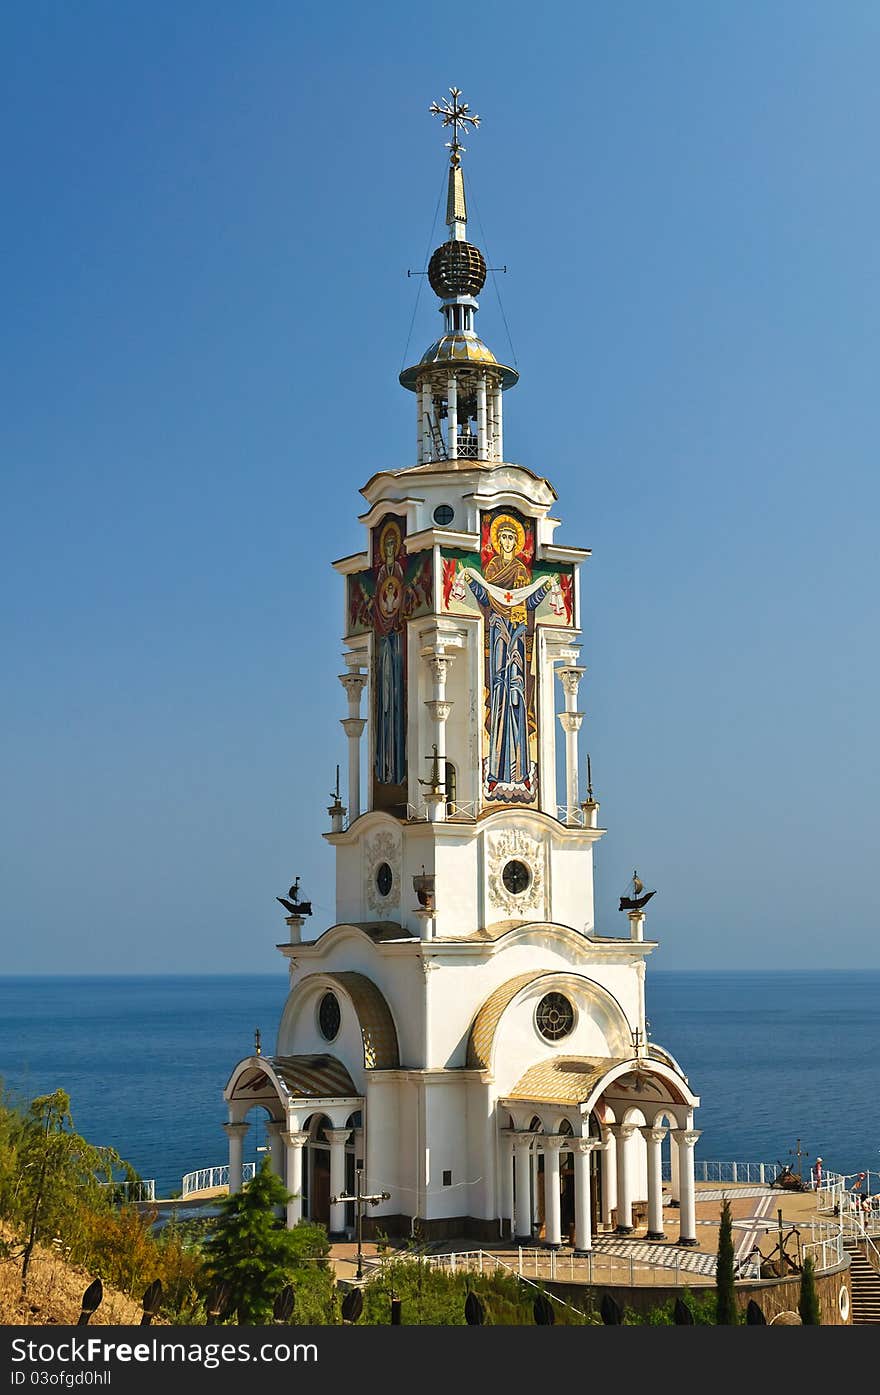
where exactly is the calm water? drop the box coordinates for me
[0,972,877,1194]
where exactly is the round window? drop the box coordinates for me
[318,992,341,1042]
[433,503,455,526]
[839,1285,850,1322]
[502,859,531,895]
[536,992,575,1042]
[376,862,393,898]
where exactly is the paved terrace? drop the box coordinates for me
[323,1183,833,1288]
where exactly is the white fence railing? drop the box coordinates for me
[661,1160,783,1185]
[816,1171,880,1239]
[99,1179,156,1202]
[181,1163,256,1198]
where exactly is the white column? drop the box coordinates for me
[447,372,458,459]
[476,373,488,458]
[501,1132,515,1239]
[282,1130,308,1229]
[340,718,365,820]
[669,1130,681,1203]
[223,1121,249,1195]
[420,382,433,462]
[492,383,503,461]
[601,1126,617,1230]
[573,1139,599,1253]
[531,1148,541,1229]
[423,651,454,823]
[513,1135,533,1242]
[613,1124,637,1233]
[327,1129,351,1237]
[643,1126,667,1240]
[339,670,367,822]
[557,667,585,821]
[266,1120,285,1177]
[416,380,424,463]
[265,1120,284,1218]
[674,1129,702,1246]
[543,1138,564,1247]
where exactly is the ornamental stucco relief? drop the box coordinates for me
[364,829,402,915]
[486,828,546,918]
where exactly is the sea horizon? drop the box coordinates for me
[2,970,877,1194]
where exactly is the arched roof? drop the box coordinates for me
[227,1054,359,1104]
[297,971,400,1069]
[466,970,631,1070]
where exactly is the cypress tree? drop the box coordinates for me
[715,1197,736,1324]
[798,1255,821,1325]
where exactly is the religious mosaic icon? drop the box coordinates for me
[348,515,432,809]
[441,508,572,805]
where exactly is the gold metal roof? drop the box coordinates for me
[234,1054,358,1100]
[299,971,400,1070]
[467,972,545,1069]
[507,1057,628,1105]
[399,335,518,392]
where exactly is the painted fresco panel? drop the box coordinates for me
[441,508,574,807]
[347,516,433,810]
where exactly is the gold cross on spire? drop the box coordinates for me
[429,87,480,166]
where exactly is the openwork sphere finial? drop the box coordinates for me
[428,240,487,298]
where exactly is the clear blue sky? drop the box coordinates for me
[2,2,878,972]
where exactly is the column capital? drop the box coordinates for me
[557,665,586,696]
[558,711,584,734]
[281,1130,309,1148]
[643,1126,668,1144]
[572,1137,601,1156]
[676,1129,701,1148]
[600,1124,616,1145]
[541,1134,568,1153]
[424,698,453,723]
[265,1120,286,1138]
[612,1123,638,1142]
[512,1131,536,1152]
[423,653,454,685]
[341,717,366,738]
[339,672,367,697]
[324,1128,352,1146]
[223,1121,250,1137]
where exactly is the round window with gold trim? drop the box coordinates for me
[318,992,341,1042]
[502,859,531,895]
[535,992,575,1042]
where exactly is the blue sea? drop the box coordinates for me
[0,972,877,1196]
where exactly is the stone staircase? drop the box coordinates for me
[844,1241,880,1325]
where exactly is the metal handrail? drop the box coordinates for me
[99,1179,156,1202]
[181,1162,256,1197]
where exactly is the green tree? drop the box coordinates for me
[202,1160,327,1324]
[798,1255,821,1325]
[16,1089,132,1289]
[715,1197,736,1324]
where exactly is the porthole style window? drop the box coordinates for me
[318,992,341,1042]
[502,859,531,895]
[376,862,393,898]
[433,503,455,526]
[536,992,575,1042]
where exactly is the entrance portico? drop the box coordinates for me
[500,1054,701,1250]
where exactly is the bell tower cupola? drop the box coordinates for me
[400,88,517,465]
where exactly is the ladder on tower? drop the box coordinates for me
[425,412,448,461]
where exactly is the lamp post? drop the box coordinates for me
[330,1165,390,1281]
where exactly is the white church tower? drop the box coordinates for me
[224,90,701,1251]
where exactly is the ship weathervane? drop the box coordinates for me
[619,869,656,913]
